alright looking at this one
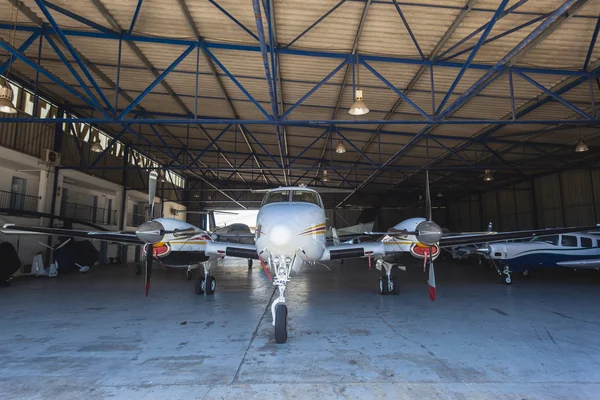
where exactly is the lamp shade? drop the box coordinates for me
[348,89,369,116]
[0,85,17,114]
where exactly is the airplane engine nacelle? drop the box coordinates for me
[487,243,508,259]
[391,217,426,232]
[136,218,204,244]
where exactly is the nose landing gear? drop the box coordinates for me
[269,254,294,343]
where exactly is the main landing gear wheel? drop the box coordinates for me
[194,278,204,295]
[205,276,216,295]
[185,269,193,280]
[379,276,399,295]
[248,259,253,269]
[274,304,288,344]
[505,276,512,284]
[392,276,400,295]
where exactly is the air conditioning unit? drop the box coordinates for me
[41,149,61,166]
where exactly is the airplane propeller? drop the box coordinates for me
[144,171,158,297]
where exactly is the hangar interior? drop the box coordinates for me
[1,0,600,398]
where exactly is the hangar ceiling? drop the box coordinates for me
[1,0,600,206]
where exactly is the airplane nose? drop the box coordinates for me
[269,224,292,247]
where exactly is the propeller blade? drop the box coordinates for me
[428,245,436,302]
[148,170,158,220]
[145,245,153,297]
[425,169,432,222]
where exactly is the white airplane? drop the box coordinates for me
[3,171,597,343]
[465,231,600,284]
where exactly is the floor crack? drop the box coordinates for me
[230,286,277,385]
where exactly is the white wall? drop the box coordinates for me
[0,146,184,267]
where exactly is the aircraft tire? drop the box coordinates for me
[380,276,389,295]
[194,278,204,295]
[392,276,400,295]
[248,259,253,268]
[205,276,216,295]
[274,304,288,344]
[186,270,192,280]
[504,276,512,285]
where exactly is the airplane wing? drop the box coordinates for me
[556,259,600,269]
[205,241,259,259]
[0,224,143,245]
[440,224,600,247]
[321,242,385,260]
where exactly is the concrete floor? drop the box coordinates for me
[1,258,600,399]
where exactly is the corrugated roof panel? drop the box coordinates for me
[275,0,363,52]
[133,41,211,72]
[138,93,185,114]
[178,97,235,118]
[187,0,260,44]
[210,48,269,79]
[518,2,600,69]
[163,71,224,99]
[279,54,348,85]
[67,36,148,69]
[359,1,462,57]
[282,80,340,109]
[116,0,193,38]
[19,0,113,31]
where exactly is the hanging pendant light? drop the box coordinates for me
[321,170,329,182]
[348,54,369,116]
[483,169,494,182]
[575,139,589,153]
[0,84,17,114]
[575,127,589,152]
[159,170,166,183]
[349,89,369,116]
[335,141,347,154]
[90,140,103,153]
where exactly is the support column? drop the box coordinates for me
[119,145,129,263]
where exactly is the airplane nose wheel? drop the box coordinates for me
[274,304,288,344]
[185,268,193,280]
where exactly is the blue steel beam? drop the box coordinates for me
[361,60,432,121]
[88,124,132,168]
[1,24,598,78]
[435,0,509,115]
[281,60,347,119]
[287,128,329,167]
[441,14,547,62]
[336,130,378,167]
[129,0,144,34]
[439,0,587,120]
[584,15,600,70]
[437,0,530,60]
[43,33,106,113]
[0,31,40,75]
[513,70,594,119]
[201,44,272,120]
[208,0,259,42]
[42,1,114,35]
[2,117,599,125]
[283,0,347,49]
[33,0,115,113]
[0,38,101,110]
[392,0,424,59]
[117,42,197,120]
[186,124,232,168]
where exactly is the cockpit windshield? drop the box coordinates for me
[262,190,290,206]
[292,190,322,207]
[261,189,323,208]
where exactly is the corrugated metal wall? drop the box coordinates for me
[448,169,597,231]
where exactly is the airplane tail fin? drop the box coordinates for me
[332,227,340,246]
